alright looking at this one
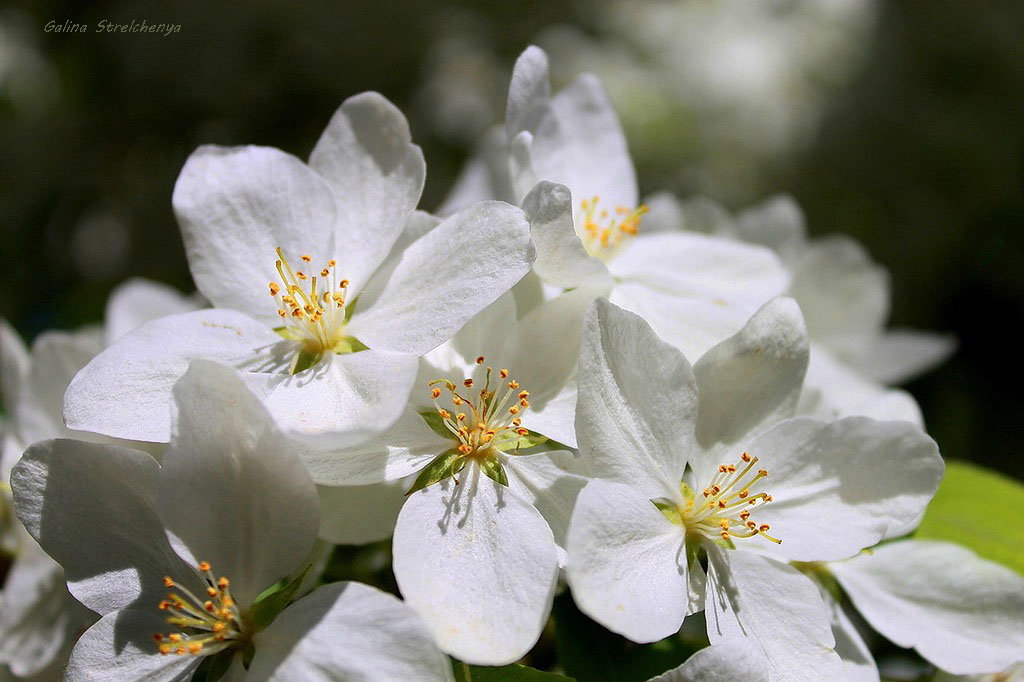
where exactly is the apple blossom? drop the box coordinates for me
[63,92,535,450]
[11,361,452,681]
[565,298,944,680]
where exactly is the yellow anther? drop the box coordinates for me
[427,359,535,458]
[301,254,312,262]
[679,451,780,546]
[163,576,175,588]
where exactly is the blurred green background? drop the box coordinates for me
[2,0,1022,483]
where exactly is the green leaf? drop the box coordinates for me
[480,456,508,487]
[452,660,573,682]
[551,592,704,682]
[406,449,466,495]
[915,460,1024,576]
[651,499,682,526]
[290,349,321,374]
[419,410,456,440]
[492,428,549,452]
[248,564,311,632]
[191,649,235,682]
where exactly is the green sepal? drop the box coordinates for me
[248,564,311,633]
[480,456,509,487]
[290,349,322,374]
[492,428,548,453]
[406,448,466,495]
[711,535,736,551]
[684,534,702,569]
[651,499,683,526]
[343,295,360,323]
[191,649,235,682]
[272,325,300,341]
[679,481,696,507]
[334,335,369,354]
[242,642,255,669]
[418,410,455,440]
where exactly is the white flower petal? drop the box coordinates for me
[308,92,426,293]
[63,309,278,443]
[0,538,95,677]
[831,540,1024,675]
[821,588,879,682]
[11,439,189,615]
[747,417,943,562]
[104,278,201,344]
[0,318,28,413]
[789,235,889,362]
[532,74,638,210]
[18,328,104,445]
[647,638,769,682]
[506,45,551,140]
[438,127,515,215]
[504,450,587,548]
[607,233,790,361]
[565,479,689,643]
[349,201,534,355]
[734,194,807,257]
[854,328,957,384]
[388,209,443,260]
[692,297,808,453]
[316,478,409,545]
[173,145,340,323]
[418,292,518,382]
[299,407,450,486]
[64,609,199,681]
[248,350,420,453]
[705,548,842,681]
[576,299,697,499]
[798,345,924,425]
[504,286,603,448]
[521,181,613,290]
[249,582,453,681]
[160,361,319,607]
[638,191,684,234]
[393,465,559,665]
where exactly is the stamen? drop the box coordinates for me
[576,195,648,260]
[428,360,534,458]
[679,453,781,545]
[269,247,353,356]
[152,562,248,657]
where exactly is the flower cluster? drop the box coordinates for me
[2,46,1022,682]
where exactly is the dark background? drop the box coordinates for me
[2,0,1022,481]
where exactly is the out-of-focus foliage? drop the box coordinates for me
[915,461,1024,577]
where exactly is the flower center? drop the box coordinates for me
[428,355,532,458]
[269,248,357,357]
[680,452,781,546]
[576,195,648,261]
[153,561,248,657]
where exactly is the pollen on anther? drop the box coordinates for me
[463,379,473,388]
[475,355,485,364]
